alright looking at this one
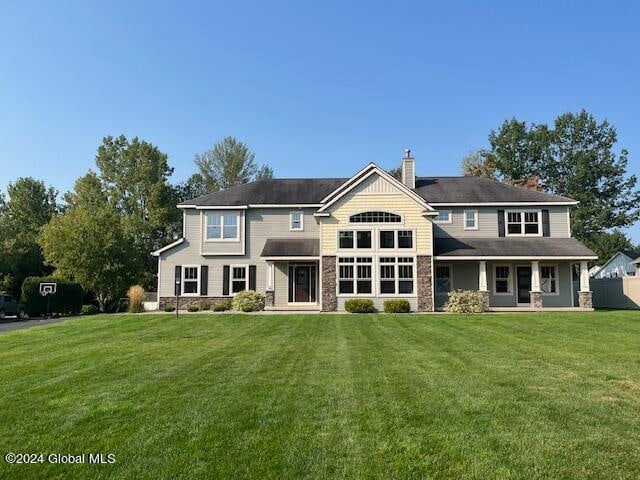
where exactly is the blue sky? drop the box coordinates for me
[1,1,639,240]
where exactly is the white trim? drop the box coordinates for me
[540,263,560,296]
[463,209,478,230]
[229,264,249,295]
[151,237,185,256]
[336,256,374,297]
[566,208,571,237]
[504,209,543,237]
[317,164,434,213]
[515,264,532,305]
[493,263,513,296]
[376,255,417,297]
[428,201,579,206]
[287,262,318,304]
[157,255,161,304]
[434,263,453,296]
[435,255,598,261]
[262,256,321,261]
[250,204,323,208]
[204,211,241,242]
[289,210,304,231]
[181,265,200,296]
[433,210,452,224]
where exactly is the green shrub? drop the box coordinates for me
[163,305,176,312]
[444,290,488,314]
[196,300,211,311]
[81,304,99,315]
[21,276,83,317]
[233,290,265,312]
[344,299,374,313]
[383,299,411,313]
[187,305,200,312]
[127,285,145,313]
[212,300,232,312]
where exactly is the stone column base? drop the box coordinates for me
[321,256,337,312]
[265,290,275,308]
[417,255,434,312]
[530,291,543,310]
[578,291,593,309]
[479,290,489,311]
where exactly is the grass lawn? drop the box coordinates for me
[1,312,639,479]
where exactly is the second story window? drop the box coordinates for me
[506,211,540,236]
[339,230,372,249]
[207,213,239,240]
[350,211,401,223]
[290,211,303,231]
[434,210,452,223]
[464,210,478,230]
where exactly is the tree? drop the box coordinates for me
[465,111,640,262]
[461,150,496,179]
[174,173,208,203]
[0,178,58,295]
[94,135,181,286]
[194,137,273,191]
[39,173,136,311]
[585,230,635,267]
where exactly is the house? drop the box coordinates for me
[634,258,640,277]
[152,151,597,311]
[592,250,640,279]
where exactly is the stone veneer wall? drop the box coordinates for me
[265,290,275,308]
[417,255,434,312]
[159,297,228,310]
[578,291,593,309]
[530,291,543,310]
[321,256,337,312]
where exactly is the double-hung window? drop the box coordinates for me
[290,211,303,231]
[182,266,199,295]
[338,257,372,295]
[207,213,239,240]
[506,211,540,236]
[231,266,248,293]
[434,210,452,223]
[379,257,415,294]
[464,210,478,230]
[494,265,511,294]
[435,265,452,295]
[541,265,557,294]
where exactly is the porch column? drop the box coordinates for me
[530,261,543,310]
[578,261,593,309]
[478,261,489,310]
[265,261,275,307]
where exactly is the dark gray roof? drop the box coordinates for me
[414,177,574,203]
[261,238,320,257]
[435,237,597,258]
[619,250,640,260]
[181,175,575,206]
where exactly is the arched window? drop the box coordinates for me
[349,211,401,223]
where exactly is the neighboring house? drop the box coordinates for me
[633,258,640,277]
[152,151,597,311]
[592,250,640,279]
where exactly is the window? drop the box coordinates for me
[464,210,478,230]
[506,211,540,236]
[398,230,413,248]
[338,257,372,295]
[350,211,401,223]
[541,265,557,294]
[207,213,239,240]
[356,231,372,249]
[435,265,452,295]
[379,231,395,249]
[339,231,354,249]
[379,257,415,295]
[290,211,303,231]
[434,210,452,223]
[182,266,199,295]
[494,265,511,294]
[231,266,248,293]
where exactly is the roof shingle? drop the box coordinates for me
[435,237,596,258]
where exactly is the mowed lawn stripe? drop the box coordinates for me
[0,312,639,479]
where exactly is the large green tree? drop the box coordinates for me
[94,135,181,286]
[464,111,640,263]
[194,137,273,192]
[40,173,136,311]
[0,178,58,294]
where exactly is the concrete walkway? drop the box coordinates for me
[0,316,73,334]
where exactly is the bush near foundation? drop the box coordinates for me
[213,300,232,312]
[187,305,199,312]
[383,299,411,313]
[163,305,176,312]
[344,299,374,313]
[444,290,487,314]
[233,290,265,312]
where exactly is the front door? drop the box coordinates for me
[288,265,317,303]
[516,266,531,304]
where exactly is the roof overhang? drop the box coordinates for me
[317,163,435,213]
[263,256,321,261]
[435,255,598,261]
[428,201,579,207]
[151,238,185,256]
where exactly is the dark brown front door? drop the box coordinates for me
[516,266,531,304]
[295,266,311,302]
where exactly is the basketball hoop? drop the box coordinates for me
[40,283,57,296]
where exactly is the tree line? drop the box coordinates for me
[0,136,271,311]
[461,110,640,263]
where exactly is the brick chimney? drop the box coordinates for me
[401,148,415,189]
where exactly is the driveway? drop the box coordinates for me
[0,317,72,334]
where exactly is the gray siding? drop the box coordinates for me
[159,207,320,306]
[434,206,570,238]
[434,261,574,308]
